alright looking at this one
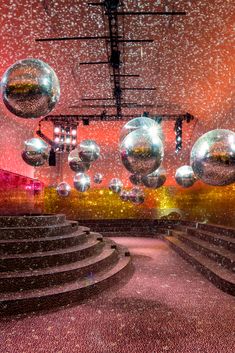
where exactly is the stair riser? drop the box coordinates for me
[198,224,235,238]
[0,256,132,316]
[188,229,235,252]
[166,239,235,296]
[0,251,118,292]
[0,223,78,240]
[0,233,87,255]
[0,215,66,227]
[176,234,234,272]
[0,242,104,272]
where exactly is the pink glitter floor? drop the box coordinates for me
[0,237,234,353]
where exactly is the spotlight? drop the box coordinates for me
[82,118,89,126]
[54,136,60,143]
[72,139,77,146]
[54,126,60,134]
[66,137,71,144]
[49,148,56,166]
[71,128,77,136]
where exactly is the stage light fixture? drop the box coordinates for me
[175,118,183,153]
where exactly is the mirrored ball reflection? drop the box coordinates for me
[120,116,163,143]
[22,138,49,166]
[94,173,103,184]
[109,178,123,193]
[129,188,145,204]
[74,173,90,192]
[79,140,100,163]
[68,148,90,173]
[56,182,71,197]
[120,127,164,175]
[190,129,235,186]
[175,165,196,188]
[120,190,130,202]
[142,167,166,189]
[1,58,60,118]
[129,174,143,186]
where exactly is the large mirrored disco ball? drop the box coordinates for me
[68,148,90,173]
[142,167,166,189]
[129,174,143,186]
[120,127,164,175]
[109,178,123,193]
[22,138,49,166]
[120,190,130,202]
[190,129,235,186]
[129,187,145,204]
[56,182,71,197]
[79,140,100,163]
[120,116,163,143]
[73,173,90,192]
[94,173,103,184]
[175,165,196,188]
[1,58,60,118]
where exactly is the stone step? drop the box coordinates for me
[165,236,235,296]
[187,227,235,252]
[0,235,104,272]
[172,231,235,272]
[0,243,117,292]
[0,214,66,227]
[0,221,80,240]
[197,223,235,238]
[0,228,90,255]
[0,245,132,315]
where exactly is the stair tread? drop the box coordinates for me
[174,232,235,260]
[187,227,235,243]
[166,236,235,284]
[0,247,130,301]
[0,220,78,231]
[0,244,115,279]
[0,235,102,260]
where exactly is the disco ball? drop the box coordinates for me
[56,182,71,197]
[120,190,130,202]
[120,116,163,143]
[79,140,100,162]
[175,165,196,188]
[73,173,90,192]
[190,129,235,186]
[109,178,123,193]
[129,188,145,204]
[129,174,143,186]
[68,148,90,173]
[22,138,49,166]
[94,173,103,184]
[142,167,166,189]
[120,127,164,175]
[1,58,60,118]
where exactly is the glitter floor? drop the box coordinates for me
[0,237,234,353]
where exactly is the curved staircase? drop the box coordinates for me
[0,214,132,315]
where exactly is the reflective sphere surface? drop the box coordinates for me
[129,174,143,186]
[73,173,90,192]
[56,182,71,197]
[120,116,163,143]
[129,187,145,204]
[109,178,123,193]
[190,129,235,186]
[175,165,196,188]
[68,148,90,172]
[22,138,49,166]
[79,140,100,162]
[120,128,164,175]
[1,58,60,118]
[120,190,130,202]
[94,173,103,184]
[142,167,166,189]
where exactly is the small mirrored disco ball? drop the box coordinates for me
[175,165,196,188]
[22,138,49,166]
[79,140,100,163]
[190,129,235,186]
[94,173,103,184]
[120,116,163,143]
[1,58,60,118]
[129,174,143,186]
[120,127,164,175]
[142,167,166,189]
[109,178,123,193]
[73,173,90,192]
[56,182,71,197]
[119,190,130,201]
[68,148,90,172]
[129,187,145,204]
